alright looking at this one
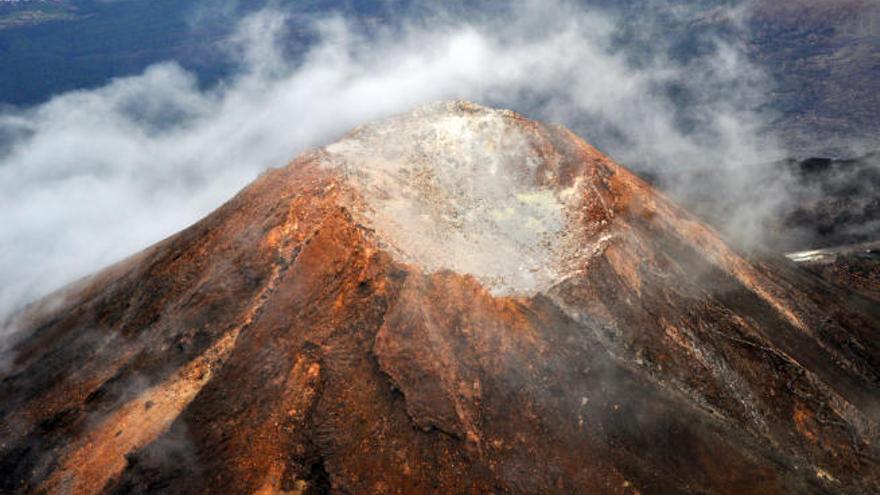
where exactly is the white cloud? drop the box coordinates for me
[0,0,783,321]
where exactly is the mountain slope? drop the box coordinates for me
[789,241,880,302]
[1,102,878,494]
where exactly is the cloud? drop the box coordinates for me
[0,0,784,322]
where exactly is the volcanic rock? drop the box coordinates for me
[789,241,880,303]
[1,101,879,494]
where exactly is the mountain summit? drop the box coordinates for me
[2,101,879,494]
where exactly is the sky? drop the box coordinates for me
[0,0,788,323]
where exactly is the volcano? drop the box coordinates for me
[1,101,879,494]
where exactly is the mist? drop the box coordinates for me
[0,0,786,322]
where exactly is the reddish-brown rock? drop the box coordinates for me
[1,102,878,494]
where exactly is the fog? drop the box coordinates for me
[0,0,786,321]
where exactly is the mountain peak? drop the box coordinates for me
[324,100,585,295]
[2,103,879,494]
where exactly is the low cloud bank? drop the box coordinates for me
[0,0,784,321]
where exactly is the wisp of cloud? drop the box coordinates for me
[0,0,783,323]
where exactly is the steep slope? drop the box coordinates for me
[1,101,879,494]
[789,241,880,302]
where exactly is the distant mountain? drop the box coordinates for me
[2,102,878,494]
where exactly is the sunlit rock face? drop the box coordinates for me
[1,102,879,495]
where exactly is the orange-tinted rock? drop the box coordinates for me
[1,102,878,494]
